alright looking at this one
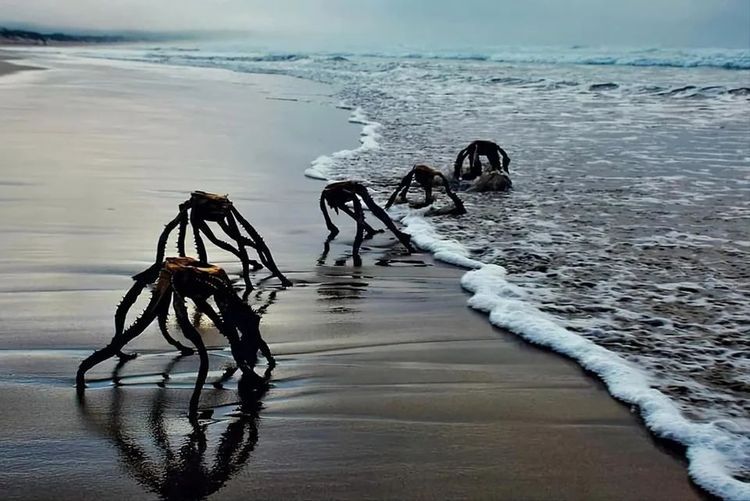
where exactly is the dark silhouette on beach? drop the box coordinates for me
[76,257,274,419]
[319,181,414,266]
[141,191,291,293]
[454,140,511,180]
[385,164,466,214]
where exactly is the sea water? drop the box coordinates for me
[84,44,749,499]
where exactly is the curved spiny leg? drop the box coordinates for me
[319,193,340,240]
[465,162,482,181]
[220,218,256,292]
[113,278,150,360]
[224,216,275,286]
[497,146,511,174]
[157,291,194,355]
[200,220,257,292]
[229,207,291,287]
[173,293,209,420]
[487,147,503,172]
[338,204,382,239]
[351,195,366,267]
[469,146,483,179]
[437,173,466,215]
[217,218,256,249]
[156,211,184,265]
[217,219,263,270]
[192,299,251,371]
[200,294,272,371]
[194,298,267,386]
[192,298,234,340]
[454,147,469,180]
[198,221,244,261]
[77,289,164,389]
[385,170,414,209]
[355,186,415,253]
[177,209,189,257]
[190,212,208,263]
[132,211,184,283]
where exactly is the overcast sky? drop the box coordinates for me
[2,0,749,49]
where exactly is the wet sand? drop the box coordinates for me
[0,50,42,76]
[0,52,704,500]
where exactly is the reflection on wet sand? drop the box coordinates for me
[78,361,268,501]
[315,269,370,314]
[313,256,432,314]
[375,258,432,268]
[316,237,340,266]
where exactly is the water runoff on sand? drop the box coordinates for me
[88,44,750,498]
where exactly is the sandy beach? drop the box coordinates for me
[0,51,42,76]
[0,51,706,500]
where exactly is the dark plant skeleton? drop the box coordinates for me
[385,164,466,214]
[76,257,275,418]
[319,181,415,265]
[143,191,291,292]
[454,140,511,180]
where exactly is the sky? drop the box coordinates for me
[1,0,749,49]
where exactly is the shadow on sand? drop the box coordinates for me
[77,356,270,500]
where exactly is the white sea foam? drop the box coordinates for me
[398,211,750,500]
[305,152,342,180]
[304,107,382,180]
[398,212,483,269]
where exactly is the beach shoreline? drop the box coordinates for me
[0,51,706,500]
[0,50,44,76]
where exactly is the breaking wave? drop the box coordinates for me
[92,45,750,71]
[304,108,382,180]
[319,46,750,70]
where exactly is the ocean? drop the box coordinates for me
[76,43,749,499]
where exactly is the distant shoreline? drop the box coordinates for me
[0,27,138,46]
[0,26,205,47]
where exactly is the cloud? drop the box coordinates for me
[1,0,748,48]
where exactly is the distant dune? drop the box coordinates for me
[0,26,207,45]
[0,27,137,45]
